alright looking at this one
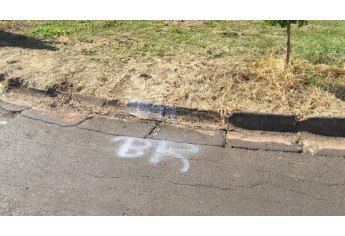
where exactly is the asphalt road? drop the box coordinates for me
[1,105,345,215]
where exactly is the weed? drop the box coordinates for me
[170,26,184,34]
[27,26,69,37]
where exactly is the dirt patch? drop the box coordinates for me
[35,108,85,121]
[163,20,204,28]
[0,21,33,32]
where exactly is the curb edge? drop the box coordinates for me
[3,78,345,137]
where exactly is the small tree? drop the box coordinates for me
[266,20,308,65]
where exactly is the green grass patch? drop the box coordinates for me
[26,26,69,37]
[22,20,345,67]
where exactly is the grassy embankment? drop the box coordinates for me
[1,20,345,118]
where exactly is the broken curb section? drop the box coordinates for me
[0,99,30,112]
[2,77,345,137]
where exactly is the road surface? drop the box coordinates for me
[1,102,345,215]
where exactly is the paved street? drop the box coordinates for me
[1,101,345,215]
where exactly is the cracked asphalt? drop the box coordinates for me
[1,100,345,215]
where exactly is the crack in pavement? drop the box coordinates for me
[74,125,120,137]
[166,180,270,192]
[17,112,228,148]
[73,116,93,126]
[229,145,302,154]
[268,169,345,187]
[144,120,162,139]
[270,183,326,201]
[74,122,226,148]
[277,170,345,188]
[164,170,338,202]
[150,138,225,148]
[82,172,121,179]
[222,128,228,148]
[0,108,19,119]
[19,112,87,128]
[316,182,345,187]
[1,164,343,204]
[188,157,219,163]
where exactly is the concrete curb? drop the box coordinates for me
[165,106,221,122]
[127,100,165,118]
[27,86,60,97]
[126,100,222,122]
[1,98,344,157]
[75,94,107,107]
[227,138,302,153]
[6,77,59,97]
[3,77,345,137]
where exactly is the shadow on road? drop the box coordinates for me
[0,30,57,51]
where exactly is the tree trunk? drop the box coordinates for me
[286,22,291,65]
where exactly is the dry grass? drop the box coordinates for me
[1,20,345,118]
[105,51,345,118]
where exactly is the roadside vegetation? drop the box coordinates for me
[1,20,345,118]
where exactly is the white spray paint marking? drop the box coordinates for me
[112,137,199,173]
[128,100,165,119]
[113,136,152,158]
[0,121,8,125]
